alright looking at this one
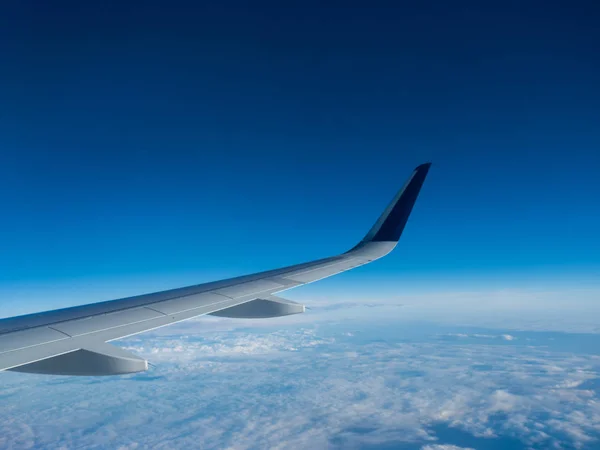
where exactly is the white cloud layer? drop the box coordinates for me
[1,315,600,449]
[422,445,474,450]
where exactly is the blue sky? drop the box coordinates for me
[1,1,599,313]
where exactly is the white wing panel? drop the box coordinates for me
[148,292,230,315]
[214,279,285,299]
[0,327,68,354]
[72,296,247,344]
[51,307,165,337]
[283,257,362,283]
[0,341,80,372]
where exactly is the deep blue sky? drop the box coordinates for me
[1,1,599,302]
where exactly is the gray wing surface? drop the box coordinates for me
[0,163,431,376]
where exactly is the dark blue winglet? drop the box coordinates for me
[360,163,431,243]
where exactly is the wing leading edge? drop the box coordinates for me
[0,163,431,376]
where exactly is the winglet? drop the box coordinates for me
[360,162,431,244]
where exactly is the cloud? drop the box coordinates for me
[422,446,474,450]
[442,333,517,341]
[293,286,600,334]
[488,389,521,413]
[1,319,600,449]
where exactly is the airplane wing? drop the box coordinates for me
[0,163,431,376]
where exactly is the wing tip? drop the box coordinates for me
[360,161,432,244]
[415,162,432,172]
